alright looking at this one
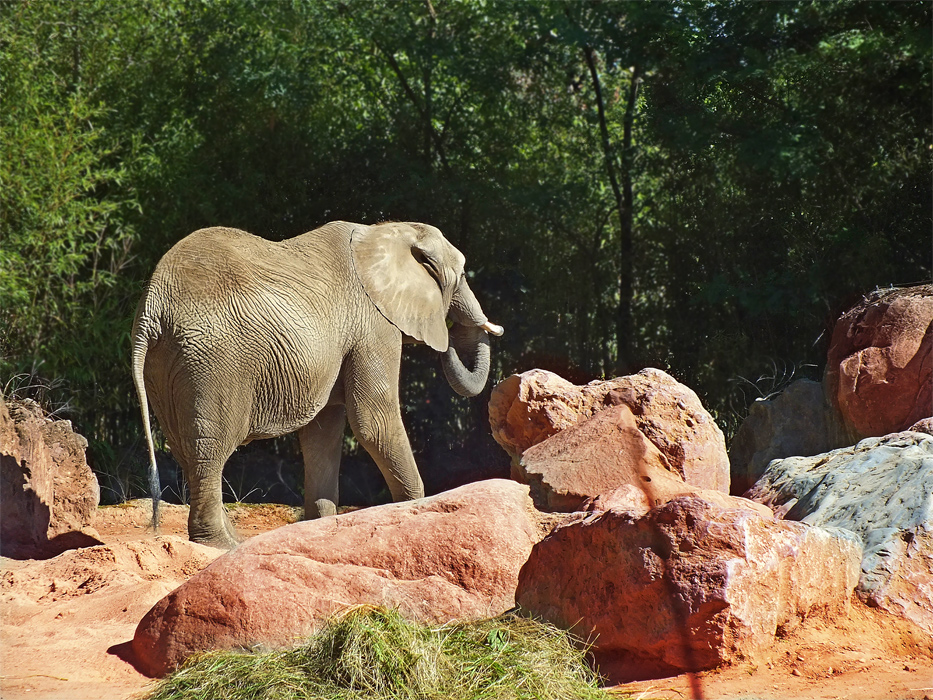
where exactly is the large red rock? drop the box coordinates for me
[585,481,772,520]
[825,285,933,440]
[489,368,729,492]
[133,479,542,676]
[516,496,861,681]
[517,404,770,515]
[1,397,100,557]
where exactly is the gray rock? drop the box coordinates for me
[746,431,933,634]
[729,379,847,495]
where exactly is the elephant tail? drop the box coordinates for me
[131,293,161,533]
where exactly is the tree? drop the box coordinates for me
[0,0,138,422]
[2,0,929,498]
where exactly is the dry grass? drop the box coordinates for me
[146,605,616,700]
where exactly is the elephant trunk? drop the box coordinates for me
[441,278,501,398]
[442,324,492,397]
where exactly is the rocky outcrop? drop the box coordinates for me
[518,403,769,515]
[133,479,543,676]
[489,368,729,493]
[746,431,933,635]
[516,496,862,681]
[1,396,100,557]
[729,379,848,495]
[825,285,933,441]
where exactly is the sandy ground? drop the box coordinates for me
[1,500,931,700]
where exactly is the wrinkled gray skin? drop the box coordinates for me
[131,221,503,549]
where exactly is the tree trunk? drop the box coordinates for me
[584,46,640,374]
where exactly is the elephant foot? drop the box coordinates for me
[191,537,239,551]
[190,531,240,550]
[305,498,337,519]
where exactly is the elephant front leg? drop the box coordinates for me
[298,404,346,519]
[344,359,425,504]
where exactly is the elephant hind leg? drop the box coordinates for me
[297,404,346,519]
[186,469,239,548]
[180,436,241,549]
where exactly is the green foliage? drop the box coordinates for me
[145,606,610,700]
[0,0,140,451]
[1,0,929,495]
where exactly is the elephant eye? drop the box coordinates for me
[413,249,444,283]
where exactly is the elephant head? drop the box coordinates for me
[350,222,503,397]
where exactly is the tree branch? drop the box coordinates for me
[372,37,452,174]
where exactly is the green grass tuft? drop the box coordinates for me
[145,605,615,700]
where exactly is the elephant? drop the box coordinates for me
[131,221,503,549]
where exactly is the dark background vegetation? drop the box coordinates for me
[2,0,930,505]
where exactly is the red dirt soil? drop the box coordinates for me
[1,500,931,700]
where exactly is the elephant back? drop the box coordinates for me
[154,227,279,300]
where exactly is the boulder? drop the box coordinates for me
[729,379,848,495]
[516,496,861,681]
[746,431,933,635]
[42,414,100,537]
[1,398,52,554]
[133,479,542,676]
[825,285,933,440]
[489,368,729,492]
[518,403,770,516]
[0,397,100,557]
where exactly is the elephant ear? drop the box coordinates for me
[350,224,450,351]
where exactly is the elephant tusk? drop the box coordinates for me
[481,321,504,336]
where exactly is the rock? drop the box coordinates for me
[488,369,583,457]
[825,285,933,440]
[729,379,848,495]
[1,398,52,555]
[489,368,729,492]
[516,496,861,681]
[0,397,100,557]
[517,404,664,512]
[42,415,100,538]
[909,417,933,435]
[133,479,542,676]
[517,404,770,516]
[746,431,933,635]
[585,481,773,520]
